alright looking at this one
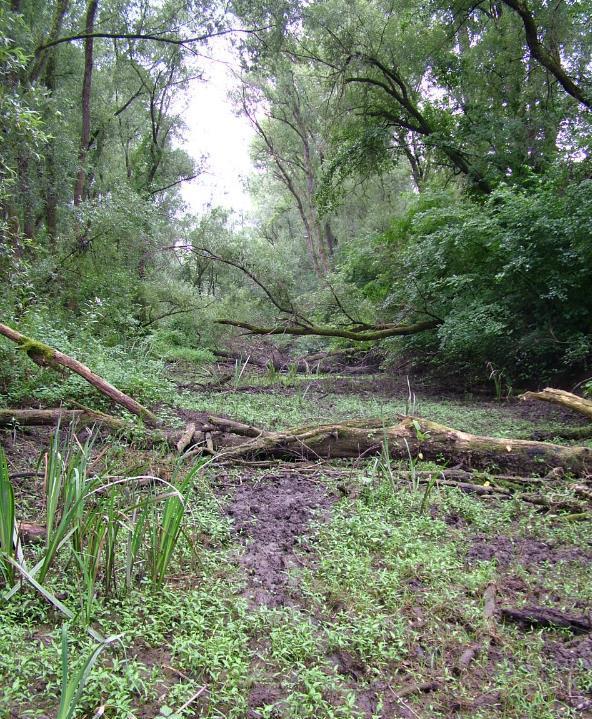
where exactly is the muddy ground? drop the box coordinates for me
[2,367,592,718]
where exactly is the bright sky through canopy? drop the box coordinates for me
[180,38,255,215]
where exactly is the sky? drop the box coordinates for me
[178,38,256,216]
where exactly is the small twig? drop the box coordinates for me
[164,663,192,681]
[178,686,207,713]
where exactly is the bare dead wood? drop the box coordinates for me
[0,407,187,450]
[454,583,498,675]
[515,493,585,513]
[208,416,592,476]
[520,388,592,421]
[19,522,46,544]
[176,423,196,453]
[390,680,440,701]
[572,484,592,504]
[207,415,265,438]
[0,408,126,431]
[426,478,511,496]
[454,643,482,674]
[500,606,592,634]
[0,323,158,425]
[408,468,548,487]
[483,583,497,629]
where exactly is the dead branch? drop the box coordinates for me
[0,408,126,431]
[216,318,441,341]
[520,388,592,421]
[500,606,592,634]
[0,322,158,425]
[208,415,592,476]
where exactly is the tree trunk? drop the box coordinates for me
[0,322,158,425]
[208,415,592,476]
[73,0,99,207]
[0,408,125,431]
[520,388,592,421]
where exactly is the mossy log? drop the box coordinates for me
[0,322,158,425]
[520,387,592,421]
[0,408,126,431]
[0,408,196,450]
[208,416,592,476]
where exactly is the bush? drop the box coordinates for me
[0,308,175,410]
[343,173,592,385]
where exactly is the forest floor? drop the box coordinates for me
[2,360,592,719]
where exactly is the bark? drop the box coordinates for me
[73,0,99,207]
[28,0,70,85]
[520,388,592,421]
[44,51,59,240]
[0,408,126,431]
[0,407,195,450]
[500,606,592,634]
[208,415,592,476]
[4,403,591,477]
[0,322,158,425]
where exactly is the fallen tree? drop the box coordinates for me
[173,246,441,343]
[520,387,592,421]
[0,322,158,425]
[216,318,441,341]
[206,415,592,476]
[4,407,592,476]
[2,323,591,476]
[0,408,127,431]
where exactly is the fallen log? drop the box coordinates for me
[520,387,592,421]
[208,416,592,476]
[500,606,592,634]
[0,407,188,449]
[0,322,158,425]
[531,426,592,442]
[4,405,592,477]
[0,408,126,431]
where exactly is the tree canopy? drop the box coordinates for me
[1,0,591,396]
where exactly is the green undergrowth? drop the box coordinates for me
[3,455,590,718]
[177,383,581,441]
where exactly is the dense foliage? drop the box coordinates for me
[1,0,592,406]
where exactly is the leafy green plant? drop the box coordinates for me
[0,448,16,586]
[145,464,201,586]
[419,473,437,515]
[56,625,119,719]
[233,356,250,388]
[40,430,96,582]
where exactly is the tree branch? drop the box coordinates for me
[35,27,269,53]
[501,0,592,110]
[216,318,441,341]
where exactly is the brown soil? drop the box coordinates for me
[219,470,334,608]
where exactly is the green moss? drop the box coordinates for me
[17,336,56,363]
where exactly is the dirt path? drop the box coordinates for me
[220,470,334,608]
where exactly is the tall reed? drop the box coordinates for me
[0,448,16,586]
